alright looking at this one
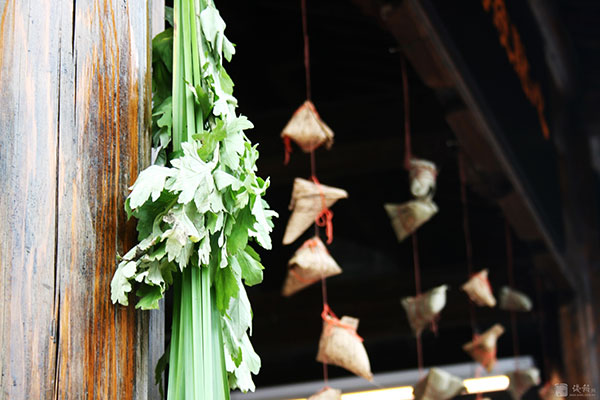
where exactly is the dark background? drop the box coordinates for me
[215,0,558,390]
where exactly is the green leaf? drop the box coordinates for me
[200,6,226,47]
[164,6,174,26]
[226,207,252,254]
[132,190,177,240]
[223,36,235,62]
[110,261,137,305]
[135,285,163,310]
[168,141,217,204]
[222,317,243,368]
[152,28,174,72]
[214,169,242,191]
[187,83,212,117]
[248,195,274,250]
[226,281,252,337]
[214,264,239,314]
[235,248,263,287]
[155,344,169,398]
[128,165,174,209]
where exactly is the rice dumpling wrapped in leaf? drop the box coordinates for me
[401,284,448,336]
[282,236,342,297]
[281,100,334,161]
[308,387,342,400]
[409,158,437,198]
[316,306,373,381]
[283,178,348,245]
[461,269,496,307]
[384,198,438,242]
[499,286,533,312]
[506,368,541,400]
[413,368,465,400]
[462,324,505,372]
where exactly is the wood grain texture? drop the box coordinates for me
[148,3,166,399]
[0,0,159,399]
[0,0,62,398]
[54,0,152,399]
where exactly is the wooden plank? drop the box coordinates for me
[380,1,455,88]
[0,0,62,398]
[147,3,165,399]
[53,1,153,399]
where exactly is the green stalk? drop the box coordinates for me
[212,286,231,400]
[167,275,182,400]
[181,0,197,140]
[172,0,183,152]
[188,0,203,133]
[201,266,214,399]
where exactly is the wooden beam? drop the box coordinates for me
[0,0,158,398]
[380,1,454,89]
[0,1,62,397]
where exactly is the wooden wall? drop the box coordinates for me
[0,0,164,398]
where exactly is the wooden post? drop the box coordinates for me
[0,0,164,398]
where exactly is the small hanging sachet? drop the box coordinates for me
[409,158,437,199]
[401,284,448,336]
[506,368,541,400]
[283,177,348,245]
[281,100,334,164]
[499,286,533,312]
[282,236,342,297]
[384,198,438,242]
[413,368,465,400]
[308,387,342,400]
[316,305,373,381]
[462,324,505,372]
[461,269,496,307]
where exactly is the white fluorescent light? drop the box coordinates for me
[464,375,510,393]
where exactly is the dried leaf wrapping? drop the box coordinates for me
[461,269,496,307]
[281,100,334,152]
[384,199,438,242]
[283,178,348,245]
[409,158,437,198]
[401,284,448,335]
[506,368,541,400]
[282,237,342,296]
[308,387,342,400]
[316,315,373,381]
[499,286,533,312]
[462,324,504,372]
[413,368,465,400]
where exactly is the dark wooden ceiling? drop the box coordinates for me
[216,0,559,390]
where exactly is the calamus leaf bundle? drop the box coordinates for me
[111,0,276,397]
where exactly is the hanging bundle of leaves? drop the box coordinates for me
[110,0,276,397]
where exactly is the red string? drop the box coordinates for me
[311,174,334,244]
[321,304,364,342]
[301,0,311,101]
[301,2,332,386]
[402,55,425,375]
[412,233,422,295]
[401,56,412,170]
[471,334,498,369]
[283,136,293,165]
